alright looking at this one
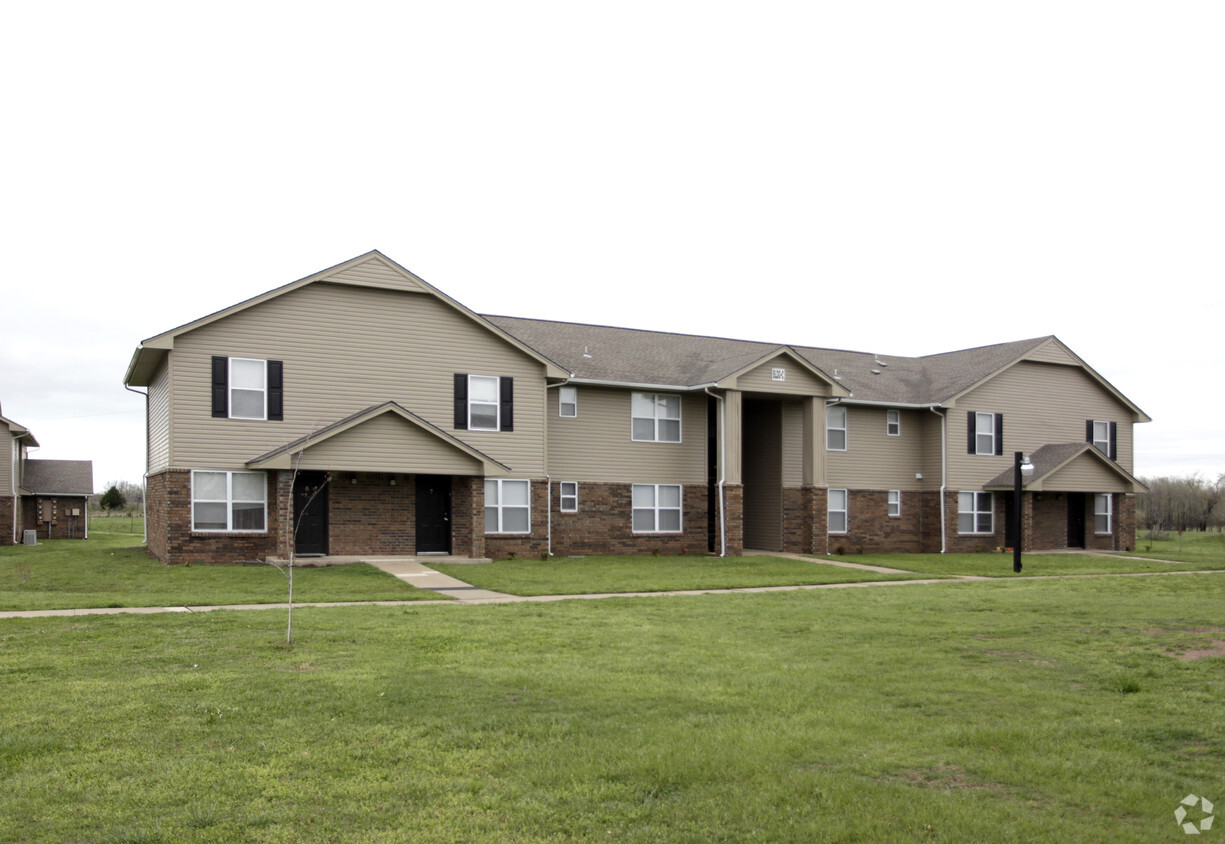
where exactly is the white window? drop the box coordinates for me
[888,490,901,517]
[560,481,578,513]
[468,375,501,431]
[827,406,848,451]
[886,410,901,437]
[974,412,996,455]
[192,470,267,532]
[559,386,577,418]
[1091,420,1114,456]
[229,358,267,420]
[828,489,848,533]
[485,479,530,534]
[631,393,681,443]
[1095,494,1112,534]
[958,491,994,534]
[632,484,682,533]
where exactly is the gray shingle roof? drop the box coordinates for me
[21,460,94,496]
[486,314,1051,405]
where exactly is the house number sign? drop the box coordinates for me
[772,368,786,382]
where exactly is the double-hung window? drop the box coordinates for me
[632,484,682,532]
[828,489,848,533]
[454,374,513,432]
[1087,420,1117,460]
[559,481,578,513]
[886,410,901,437]
[211,357,283,421]
[559,386,577,418]
[485,479,530,533]
[958,491,994,534]
[827,406,848,451]
[888,490,901,517]
[632,393,681,442]
[192,470,267,532]
[1094,494,1112,534]
[968,412,1003,456]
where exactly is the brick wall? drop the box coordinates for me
[21,496,90,540]
[546,481,710,557]
[151,469,281,565]
[327,474,414,556]
[0,496,13,545]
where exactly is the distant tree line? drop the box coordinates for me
[91,480,144,512]
[1137,474,1224,534]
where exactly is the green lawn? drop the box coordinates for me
[868,549,1225,579]
[1126,528,1225,565]
[434,554,936,595]
[0,528,444,611]
[1,576,1221,842]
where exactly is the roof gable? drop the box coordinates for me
[984,443,1146,493]
[125,252,567,386]
[21,460,94,496]
[246,401,508,475]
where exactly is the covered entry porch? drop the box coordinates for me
[249,401,508,560]
[988,443,1146,553]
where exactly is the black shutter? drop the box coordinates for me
[1109,422,1118,461]
[967,411,976,454]
[1086,420,1095,444]
[211,357,228,418]
[994,413,1004,456]
[454,374,468,429]
[500,377,514,431]
[267,361,284,421]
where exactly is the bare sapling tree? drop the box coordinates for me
[264,443,330,646]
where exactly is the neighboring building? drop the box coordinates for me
[2,405,94,543]
[123,251,1149,565]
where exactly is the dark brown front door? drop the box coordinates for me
[1067,493,1086,548]
[293,471,329,556]
[416,475,452,553]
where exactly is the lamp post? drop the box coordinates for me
[1013,451,1034,573]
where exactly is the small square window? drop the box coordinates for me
[886,410,901,437]
[560,481,578,512]
[888,490,901,517]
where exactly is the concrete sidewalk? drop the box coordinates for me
[0,555,1221,620]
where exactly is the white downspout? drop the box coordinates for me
[930,407,947,553]
[544,379,573,559]
[705,388,726,557]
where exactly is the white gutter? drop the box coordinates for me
[126,384,150,546]
[704,388,727,557]
[566,377,720,392]
[930,407,947,553]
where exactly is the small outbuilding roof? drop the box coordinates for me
[21,460,94,496]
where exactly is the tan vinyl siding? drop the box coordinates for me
[148,362,170,473]
[1024,342,1079,366]
[1,433,13,496]
[329,260,429,293]
[169,283,546,475]
[1037,457,1128,492]
[827,406,927,489]
[293,413,483,475]
[737,357,833,396]
[781,401,804,487]
[948,361,1136,486]
[546,386,707,484]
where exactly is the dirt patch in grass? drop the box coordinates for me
[1140,627,1225,660]
[885,764,1007,792]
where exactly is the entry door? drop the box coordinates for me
[293,471,329,556]
[1067,493,1086,548]
[416,475,452,554]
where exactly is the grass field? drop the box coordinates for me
[1,574,1222,842]
[433,554,937,595]
[0,524,443,611]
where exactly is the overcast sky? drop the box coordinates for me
[2,1,1222,490]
